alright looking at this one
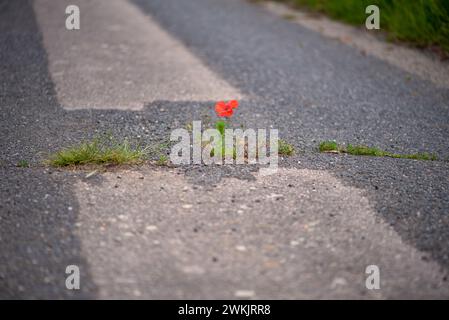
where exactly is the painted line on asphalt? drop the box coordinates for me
[33,0,243,110]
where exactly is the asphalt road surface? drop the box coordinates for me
[1,0,449,299]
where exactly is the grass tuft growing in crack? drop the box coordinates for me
[319,140,339,153]
[47,138,148,167]
[16,160,30,168]
[278,139,295,156]
[346,144,387,157]
[156,154,169,166]
[319,141,438,161]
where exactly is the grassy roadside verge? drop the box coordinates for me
[273,0,449,55]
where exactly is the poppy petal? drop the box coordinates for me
[228,100,239,109]
[215,100,237,117]
[215,101,226,109]
[215,101,226,115]
[222,107,231,116]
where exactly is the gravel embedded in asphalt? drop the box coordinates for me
[1,0,448,298]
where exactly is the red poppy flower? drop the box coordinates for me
[215,100,239,118]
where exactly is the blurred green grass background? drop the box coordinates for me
[276,0,449,53]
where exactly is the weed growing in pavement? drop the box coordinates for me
[156,154,169,166]
[47,137,148,167]
[278,140,295,156]
[16,160,29,168]
[170,100,293,174]
[319,141,340,153]
[319,141,438,161]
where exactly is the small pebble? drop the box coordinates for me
[330,277,347,289]
[236,245,247,252]
[133,289,142,297]
[146,225,158,231]
[85,170,97,179]
[234,290,255,298]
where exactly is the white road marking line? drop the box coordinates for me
[33,0,243,110]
